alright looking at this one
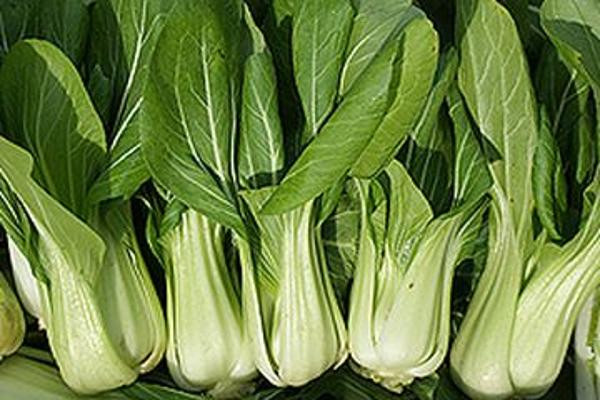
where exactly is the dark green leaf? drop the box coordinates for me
[0,0,37,63]
[122,382,212,399]
[262,39,399,214]
[457,0,537,247]
[293,0,354,144]
[446,84,491,210]
[535,44,596,190]
[400,48,458,213]
[352,14,439,178]
[261,0,303,159]
[411,374,439,400]
[87,0,171,203]
[532,106,567,240]
[38,0,89,65]
[338,0,413,95]
[541,0,600,88]
[140,0,245,234]
[239,5,284,188]
[322,179,361,305]
[0,0,88,67]
[0,39,107,219]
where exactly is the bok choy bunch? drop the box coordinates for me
[140,0,256,396]
[236,0,445,386]
[236,0,353,385]
[450,0,600,398]
[146,200,255,397]
[347,53,490,389]
[236,0,439,387]
[0,37,165,394]
[141,0,433,388]
[0,271,24,360]
[0,135,138,394]
[539,1,600,399]
[238,190,347,387]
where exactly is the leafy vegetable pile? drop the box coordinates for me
[0,0,598,399]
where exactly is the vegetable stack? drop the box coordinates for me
[0,0,599,399]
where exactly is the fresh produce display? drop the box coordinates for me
[0,0,598,399]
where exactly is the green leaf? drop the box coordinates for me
[535,44,596,190]
[261,39,399,214]
[87,0,171,203]
[532,106,567,240]
[411,49,458,154]
[293,0,354,144]
[446,84,491,264]
[385,161,433,249]
[243,365,411,400]
[38,0,89,66]
[351,14,439,178]
[411,374,440,400]
[0,136,106,285]
[0,39,107,219]
[0,350,212,399]
[0,178,42,281]
[238,5,284,188]
[0,137,139,394]
[295,365,410,400]
[582,165,600,221]
[0,0,88,67]
[503,0,534,47]
[261,0,303,158]
[447,84,491,210]
[322,179,361,305]
[434,369,469,400]
[122,382,213,399]
[456,0,537,249]
[400,48,458,213]
[338,0,413,95]
[0,0,37,63]
[541,0,600,88]
[451,0,538,397]
[0,354,130,400]
[141,0,245,234]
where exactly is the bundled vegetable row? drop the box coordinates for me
[0,0,600,399]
